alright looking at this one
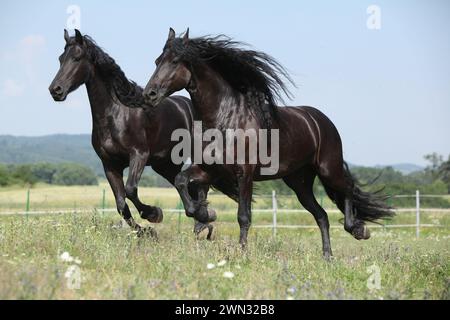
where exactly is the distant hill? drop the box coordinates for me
[375,163,424,174]
[0,134,425,176]
[0,134,103,175]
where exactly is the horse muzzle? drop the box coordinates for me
[49,85,68,102]
[143,88,167,107]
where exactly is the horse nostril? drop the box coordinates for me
[51,85,63,95]
[144,89,158,101]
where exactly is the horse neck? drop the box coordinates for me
[187,63,247,129]
[85,71,117,128]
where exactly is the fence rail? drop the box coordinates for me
[1,190,449,238]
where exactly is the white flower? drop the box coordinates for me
[60,251,74,263]
[74,258,82,265]
[223,271,235,279]
[217,260,227,267]
[64,265,78,278]
[207,263,216,270]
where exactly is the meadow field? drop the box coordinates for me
[0,184,449,299]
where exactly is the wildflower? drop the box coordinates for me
[287,286,297,294]
[223,271,235,279]
[217,260,227,267]
[60,251,74,263]
[207,263,216,270]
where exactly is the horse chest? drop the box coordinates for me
[93,129,127,160]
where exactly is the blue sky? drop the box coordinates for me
[0,0,449,166]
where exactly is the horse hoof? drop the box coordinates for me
[352,225,371,240]
[194,222,214,240]
[143,207,163,223]
[207,208,217,222]
[137,226,158,239]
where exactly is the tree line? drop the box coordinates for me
[0,163,98,186]
[254,153,450,207]
[1,153,449,205]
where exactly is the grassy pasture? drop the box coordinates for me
[0,184,449,299]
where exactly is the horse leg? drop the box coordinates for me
[237,172,253,248]
[191,183,216,240]
[155,163,215,240]
[103,163,156,238]
[125,152,163,223]
[174,165,216,223]
[283,168,332,260]
[318,166,369,240]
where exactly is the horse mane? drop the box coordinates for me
[69,35,145,108]
[169,34,295,127]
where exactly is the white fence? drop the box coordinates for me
[1,190,449,238]
[257,190,448,239]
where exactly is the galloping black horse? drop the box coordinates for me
[143,28,393,258]
[49,30,226,236]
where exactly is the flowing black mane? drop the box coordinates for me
[70,35,145,108]
[169,35,295,127]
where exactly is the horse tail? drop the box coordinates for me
[322,162,395,223]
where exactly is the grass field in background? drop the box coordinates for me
[0,184,449,299]
[0,182,341,213]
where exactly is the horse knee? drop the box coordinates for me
[125,184,137,199]
[175,172,188,190]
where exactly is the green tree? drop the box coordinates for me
[53,164,98,186]
[31,163,58,184]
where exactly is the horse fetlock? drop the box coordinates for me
[116,198,128,212]
[207,208,217,222]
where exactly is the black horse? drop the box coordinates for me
[143,28,393,258]
[49,29,224,237]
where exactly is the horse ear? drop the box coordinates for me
[74,29,83,45]
[183,28,189,45]
[64,29,70,43]
[168,28,176,41]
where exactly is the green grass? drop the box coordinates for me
[0,210,449,299]
[0,185,449,299]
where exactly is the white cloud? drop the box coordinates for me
[19,34,46,60]
[0,34,47,86]
[18,35,46,82]
[2,79,24,97]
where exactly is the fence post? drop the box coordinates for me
[25,188,30,220]
[102,189,106,215]
[272,190,277,237]
[416,190,420,238]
